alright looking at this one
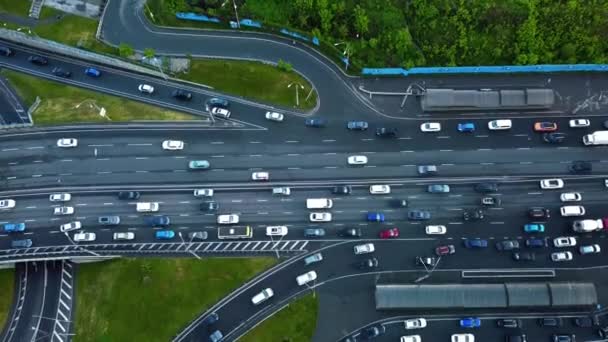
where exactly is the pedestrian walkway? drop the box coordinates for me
[0,74,31,126]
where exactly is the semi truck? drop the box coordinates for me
[572,218,608,233]
[582,131,608,145]
[306,198,333,209]
[217,226,253,239]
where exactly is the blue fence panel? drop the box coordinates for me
[176,12,221,23]
[362,64,608,76]
[240,19,262,28]
[280,29,310,42]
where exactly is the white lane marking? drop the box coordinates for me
[6,176,16,180]
[287,154,300,156]
[249,141,261,144]
[324,166,338,169]
[361,138,374,141]
[33,160,43,163]
[519,161,533,164]
[286,140,299,143]
[436,136,450,139]
[288,167,301,170]
[322,139,335,143]
[324,153,337,155]
[96,158,110,161]
[400,150,414,153]
[211,141,224,145]
[481,162,494,165]
[88,144,113,147]
[477,149,492,151]
[127,143,152,146]
[135,170,148,173]
[517,147,530,150]
[513,134,528,137]
[2,148,18,151]
[179,201,190,204]
[211,155,224,158]
[173,170,186,172]
[97,171,112,174]
[135,157,149,160]
[27,146,44,150]
[249,154,262,157]
[528,192,542,195]
[32,174,42,178]
[398,137,412,140]
[440,149,453,152]
[60,159,72,162]
[475,135,489,138]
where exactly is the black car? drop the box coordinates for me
[361,325,385,339]
[408,210,431,220]
[338,228,361,238]
[552,334,575,342]
[569,161,592,174]
[496,240,520,251]
[528,207,550,219]
[375,127,397,137]
[357,257,379,269]
[172,89,192,101]
[506,335,527,342]
[598,325,608,338]
[512,252,535,261]
[144,215,170,226]
[52,67,72,78]
[463,209,484,221]
[543,132,566,143]
[304,228,325,238]
[391,199,408,208]
[203,312,219,325]
[574,316,594,328]
[497,319,522,328]
[118,191,140,200]
[475,182,498,193]
[28,55,48,65]
[0,46,14,56]
[332,185,352,195]
[200,201,219,212]
[539,317,563,327]
[415,256,438,267]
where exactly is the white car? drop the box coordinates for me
[210,107,231,118]
[580,244,601,255]
[348,155,368,165]
[560,205,585,216]
[265,111,284,122]
[162,140,184,150]
[452,334,474,342]
[560,192,582,202]
[138,84,154,94]
[136,202,159,212]
[217,214,239,224]
[553,236,577,247]
[296,271,317,286]
[193,189,213,197]
[0,199,16,209]
[370,185,391,194]
[354,243,375,255]
[251,288,274,305]
[73,232,96,242]
[569,119,590,128]
[420,122,441,132]
[425,225,446,235]
[251,172,269,181]
[310,212,332,222]
[56,138,78,148]
[404,318,427,330]
[551,251,573,262]
[60,221,81,232]
[50,193,71,202]
[53,206,74,215]
[400,336,421,342]
[540,178,564,189]
[488,119,512,130]
[113,232,135,240]
[266,226,288,236]
[272,187,291,196]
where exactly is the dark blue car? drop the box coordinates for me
[408,210,431,221]
[144,215,171,227]
[460,317,481,328]
[457,122,475,132]
[305,118,326,128]
[464,239,488,248]
[3,223,25,233]
[84,67,101,77]
[366,212,385,222]
[347,121,368,130]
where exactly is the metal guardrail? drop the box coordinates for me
[362,64,608,76]
[462,269,556,278]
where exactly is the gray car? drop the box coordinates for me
[188,231,208,240]
[304,228,326,238]
[417,165,437,176]
[427,184,450,193]
[98,215,120,226]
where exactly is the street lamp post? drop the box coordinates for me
[288,82,305,107]
[232,0,240,28]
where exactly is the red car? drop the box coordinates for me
[435,244,456,256]
[379,227,399,239]
[534,122,557,132]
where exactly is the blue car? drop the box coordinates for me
[427,184,450,193]
[524,224,545,233]
[457,122,476,132]
[84,67,101,77]
[305,118,326,128]
[155,230,175,240]
[347,121,368,130]
[463,239,488,248]
[3,223,25,233]
[460,317,481,328]
[366,212,385,222]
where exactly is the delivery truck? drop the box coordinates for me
[217,226,253,239]
[583,131,608,145]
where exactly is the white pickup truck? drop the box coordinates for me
[572,218,608,233]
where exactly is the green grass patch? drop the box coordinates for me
[1,69,199,124]
[182,59,317,110]
[33,14,116,55]
[74,257,276,342]
[239,294,318,342]
[0,0,30,16]
[0,268,15,330]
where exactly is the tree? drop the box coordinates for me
[118,43,134,58]
[353,5,369,37]
[144,48,156,59]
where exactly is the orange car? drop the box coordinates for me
[534,122,558,132]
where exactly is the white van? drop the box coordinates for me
[560,205,585,217]
[488,119,512,130]
[136,202,159,212]
[306,198,333,209]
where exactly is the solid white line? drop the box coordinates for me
[211,141,224,144]
[127,143,152,146]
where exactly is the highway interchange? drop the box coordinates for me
[1,1,608,341]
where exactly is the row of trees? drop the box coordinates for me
[155,0,608,69]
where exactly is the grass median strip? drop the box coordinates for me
[1,69,199,124]
[0,0,30,16]
[239,293,318,342]
[0,268,15,330]
[74,257,276,342]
